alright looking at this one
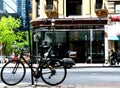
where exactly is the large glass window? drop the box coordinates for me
[44,32,53,45]
[69,31,90,63]
[92,30,104,63]
[43,30,104,63]
[44,31,66,45]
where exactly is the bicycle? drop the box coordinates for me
[1,45,67,86]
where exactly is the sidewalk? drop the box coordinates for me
[74,63,104,68]
[74,63,120,68]
[1,83,120,88]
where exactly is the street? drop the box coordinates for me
[1,67,120,86]
[65,67,120,84]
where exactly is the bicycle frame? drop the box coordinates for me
[16,46,54,77]
[18,51,41,77]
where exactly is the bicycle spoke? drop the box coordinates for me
[41,64,67,86]
[1,60,26,85]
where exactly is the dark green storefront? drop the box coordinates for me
[30,18,107,63]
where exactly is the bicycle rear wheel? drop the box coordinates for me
[1,60,26,85]
[40,61,67,86]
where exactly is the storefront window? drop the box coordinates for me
[92,30,104,63]
[43,30,104,63]
[55,32,66,43]
[44,31,66,45]
[44,32,53,45]
[69,31,90,63]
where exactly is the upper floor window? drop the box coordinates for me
[95,0,103,9]
[46,0,53,10]
[115,2,120,13]
[66,0,82,17]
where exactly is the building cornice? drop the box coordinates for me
[30,17,108,29]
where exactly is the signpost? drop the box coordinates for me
[26,0,34,85]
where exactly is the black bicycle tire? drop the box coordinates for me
[1,60,26,86]
[40,61,67,86]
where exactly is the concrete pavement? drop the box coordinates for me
[1,83,120,88]
[74,63,120,68]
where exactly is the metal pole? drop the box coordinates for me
[26,0,34,85]
[85,35,87,63]
[90,29,93,63]
[35,32,38,56]
[51,18,55,45]
[52,27,55,45]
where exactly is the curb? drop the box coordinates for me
[73,63,120,68]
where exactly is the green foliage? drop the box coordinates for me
[0,16,29,55]
[15,32,29,48]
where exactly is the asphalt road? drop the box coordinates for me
[1,67,120,84]
[1,67,120,88]
[65,67,120,84]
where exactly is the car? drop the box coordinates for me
[0,56,5,63]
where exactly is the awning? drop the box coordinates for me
[108,36,120,41]
[30,17,108,29]
[110,16,120,22]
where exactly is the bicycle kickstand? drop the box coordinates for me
[35,78,38,87]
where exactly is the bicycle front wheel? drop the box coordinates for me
[1,60,26,85]
[41,61,67,86]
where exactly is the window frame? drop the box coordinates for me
[46,0,53,10]
[114,2,120,13]
[66,0,82,16]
